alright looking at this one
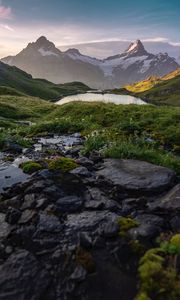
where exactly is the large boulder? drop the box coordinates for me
[0,250,51,300]
[96,159,176,196]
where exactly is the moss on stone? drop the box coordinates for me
[117,217,139,237]
[48,157,78,172]
[20,161,43,174]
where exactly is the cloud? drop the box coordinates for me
[0,23,14,31]
[0,5,12,20]
[142,37,169,42]
[169,42,180,46]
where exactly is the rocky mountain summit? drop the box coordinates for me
[0,134,179,300]
[1,37,179,89]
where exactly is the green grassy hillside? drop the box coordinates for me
[125,69,180,93]
[138,74,180,106]
[112,69,180,106]
[0,61,90,100]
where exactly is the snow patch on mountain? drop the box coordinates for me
[38,48,59,57]
[100,55,148,76]
[66,51,100,66]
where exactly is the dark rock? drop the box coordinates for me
[21,193,37,210]
[170,216,180,231]
[103,221,119,238]
[0,213,10,239]
[93,236,106,248]
[66,211,117,233]
[70,265,87,282]
[84,200,104,210]
[37,212,62,233]
[86,187,121,212]
[56,195,83,213]
[129,214,164,239]
[79,232,92,249]
[18,210,37,224]
[76,157,94,168]
[0,250,51,300]
[71,166,91,177]
[36,198,48,209]
[5,208,21,224]
[5,143,23,154]
[37,169,54,179]
[149,183,180,212]
[89,150,103,163]
[96,159,176,196]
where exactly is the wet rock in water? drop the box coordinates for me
[56,195,83,213]
[0,250,51,300]
[96,159,176,196]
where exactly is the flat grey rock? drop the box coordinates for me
[96,159,175,195]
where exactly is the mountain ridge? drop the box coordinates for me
[0,61,89,100]
[1,36,179,89]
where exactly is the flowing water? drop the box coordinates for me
[56,93,146,105]
[0,154,29,193]
[0,134,82,193]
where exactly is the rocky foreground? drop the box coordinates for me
[0,137,179,300]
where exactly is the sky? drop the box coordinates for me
[0,0,179,57]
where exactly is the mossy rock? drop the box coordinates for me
[20,161,43,174]
[48,157,78,172]
[117,217,139,237]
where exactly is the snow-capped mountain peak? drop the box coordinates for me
[125,39,147,56]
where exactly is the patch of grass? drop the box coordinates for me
[81,134,107,156]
